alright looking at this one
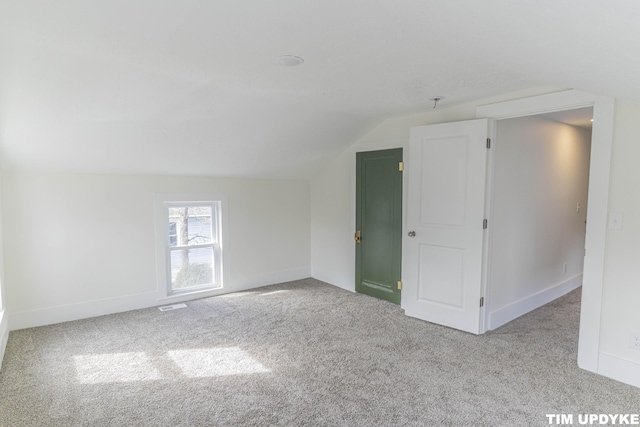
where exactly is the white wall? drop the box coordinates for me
[311,90,640,388]
[597,99,640,384]
[310,149,354,290]
[487,115,591,329]
[310,87,561,293]
[4,172,310,329]
[0,171,8,369]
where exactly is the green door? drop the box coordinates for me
[355,148,403,304]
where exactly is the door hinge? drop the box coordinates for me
[480,297,484,307]
[397,280,402,290]
[398,161,404,172]
[486,138,491,149]
[483,218,488,229]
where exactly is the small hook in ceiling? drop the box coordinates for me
[430,97,444,110]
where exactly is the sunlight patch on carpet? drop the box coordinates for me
[73,352,161,384]
[259,290,290,296]
[167,347,270,377]
[218,292,257,298]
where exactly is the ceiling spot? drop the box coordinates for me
[276,55,304,67]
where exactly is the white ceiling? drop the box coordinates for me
[1,1,639,178]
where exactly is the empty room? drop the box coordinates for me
[1,1,640,426]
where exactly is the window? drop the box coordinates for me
[156,197,225,296]
[166,203,221,293]
[154,194,227,299]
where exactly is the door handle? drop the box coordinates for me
[408,231,416,237]
[355,229,361,244]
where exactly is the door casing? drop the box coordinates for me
[477,90,615,374]
[346,90,614,382]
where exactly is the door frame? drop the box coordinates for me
[476,89,615,375]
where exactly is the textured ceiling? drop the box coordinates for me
[1,0,639,178]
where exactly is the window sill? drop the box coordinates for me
[158,286,224,304]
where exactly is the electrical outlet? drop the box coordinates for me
[630,334,640,350]
[563,263,567,274]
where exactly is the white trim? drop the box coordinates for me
[157,287,226,304]
[476,89,615,375]
[153,193,230,300]
[488,274,582,330]
[223,266,311,291]
[479,119,496,334]
[9,291,158,331]
[9,267,311,331]
[158,267,311,304]
[476,90,596,120]
[350,138,409,154]
[578,96,615,371]
[313,277,356,293]
[0,310,9,370]
[166,202,221,295]
[598,353,640,389]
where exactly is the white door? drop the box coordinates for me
[402,119,489,334]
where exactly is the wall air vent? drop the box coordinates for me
[158,303,188,312]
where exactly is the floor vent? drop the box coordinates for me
[159,303,188,312]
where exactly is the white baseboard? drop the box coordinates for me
[0,310,9,370]
[157,267,312,305]
[488,274,582,330]
[9,267,312,331]
[10,291,159,331]
[598,352,640,389]
[311,271,355,293]
[231,267,311,291]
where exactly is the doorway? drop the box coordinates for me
[402,98,606,339]
[485,108,593,330]
[477,90,614,374]
[355,148,403,304]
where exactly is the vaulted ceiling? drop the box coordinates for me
[1,1,639,178]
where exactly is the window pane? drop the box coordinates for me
[170,246,215,289]
[169,222,177,247]
[168,206,213,246]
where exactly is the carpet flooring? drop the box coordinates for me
[1,278,639,426]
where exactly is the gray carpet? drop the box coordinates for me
[1,278,639,426]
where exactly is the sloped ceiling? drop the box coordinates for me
[1,0,639,178]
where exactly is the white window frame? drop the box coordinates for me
[166,201,221,294]
[154,193,229,302]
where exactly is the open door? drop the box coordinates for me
[402,119,489,334]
